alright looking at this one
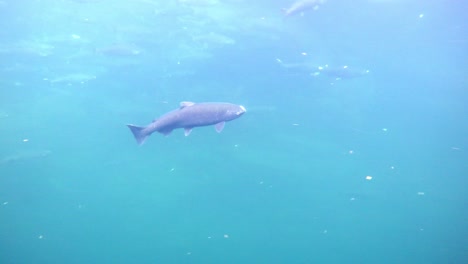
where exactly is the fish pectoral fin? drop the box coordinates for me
[214,122,225,133]
[184,128,193,136]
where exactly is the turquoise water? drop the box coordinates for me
[0,0,467,263]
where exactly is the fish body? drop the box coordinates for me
[127,102,246,145]
[282,0,325,17]
[0,150,51,165]
[277,60,370,79]
[96,44,141,56]
[318,65,370,79]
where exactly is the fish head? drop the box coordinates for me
[224,104,246,120]
[237,105,247,115]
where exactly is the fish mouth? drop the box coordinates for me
[238,105,247,115]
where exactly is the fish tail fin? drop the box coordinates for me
[127,125,148,145]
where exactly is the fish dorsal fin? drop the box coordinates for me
[180,101,195,109]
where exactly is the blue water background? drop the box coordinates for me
[0,0,466,263]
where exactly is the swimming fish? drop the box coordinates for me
[127,101,246,145]
[282,0,326,17]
